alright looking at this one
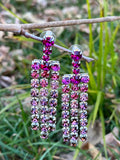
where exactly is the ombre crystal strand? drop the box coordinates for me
[49,60,60,132]
[62,75,71,142]
[79,73,89,142]
[31,59,40,130]
[40,30,57,138]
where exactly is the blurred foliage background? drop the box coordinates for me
[0,0,120,160]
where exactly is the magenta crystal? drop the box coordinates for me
[81,75,89,83]
[80,93,88,101]
[31,62,40,70]
[62,94,69,102]
[51,73,59,80]
[40,97,48,106]
[80,84,88,92]
[43,47,52,55]
[71,50,82,61]
[41,70,49,78]
[49,99,57,107]
[40,88,48,96]
[31,107,38,114]
[40,79,48,87]
[31,98,38,106]
[31,79,39,88]
[51,81,59,89]
[73,68,80,74]
[71,100,78,109]
[62,76,70,85]
[70,75,80,84]
[31,70,39,79]
[71,84,79,91]
[43,37,54,47]
[42,55,50,61]
[72,61,80,68]
[62,103,69,110]
[50,90,58,98]
[41,61,50,71]
[80,102,87,110]
[31,89,39,97]
[62,85,70,93]
[71,92,79,99]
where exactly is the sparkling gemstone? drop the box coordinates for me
[80,73,89,83]
[51,72,59,80]
[80,134,87,142]
[51,81,59,89]
[31,122,39,130]
[31,114,39,122]
[71,100,78,109]
[31,61,40,70]
[80,84,88,92]
[70,75,80,84]
[71,50,82,61]
[71,117,78,125]
[40,131,48,139]
[62,111,69,119]
[31,79,39,88]
[40,88,48,96]
[43,47,52,55]
[41,124,48,132]
[80,127,87,135]
[72,61,80,68]
[49,98,57,107]
[71,84,79,91]
[31,98,39,106]
[49,116,56,124]
[41,70,50,78]
[42,55,50,61]
[62,85,70,93]
[40,97,48,106]
[41,115,48,123]
[73,68,80,74]
[43,37,54,47]
[71,125,78,133]
[80,93,88,101]
[80,119,88,127]
[40,106,48,114]
[71,91,79,99]
[49,107,56,115]
[61,103,69,110]
[62,94,69,102]
[71,109,78,117]
[31,107,38,114]
[80,110,87,118]
[41,61,50,71]
[62,75,70,85]
[40,78,48,87]
[51,61,60,71]
[31,70,39,79]
[63,127,70,135]
[31,88,39,97]
[80,102,87,110]
[62,119,69,127]
[50,90,58,98]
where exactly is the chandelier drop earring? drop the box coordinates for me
[61,45,89,146]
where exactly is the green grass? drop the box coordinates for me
[0,0,120,159]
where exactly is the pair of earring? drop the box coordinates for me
[30,30,89,146]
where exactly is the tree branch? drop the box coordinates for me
[0,16,120,32]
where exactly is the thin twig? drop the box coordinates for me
[0,16,120,32]
[21,29,94,62]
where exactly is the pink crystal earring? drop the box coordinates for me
[61,45,89,146]
[31,30,60,139]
